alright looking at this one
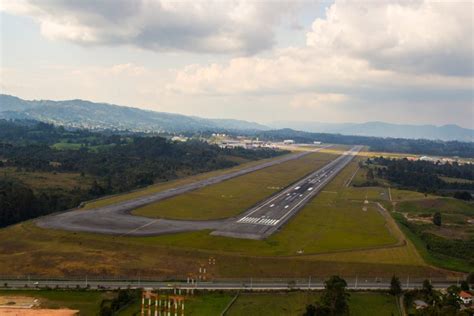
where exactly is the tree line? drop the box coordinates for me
[369,157,474,195]
[0,120,286,227]
[255,129,474,158]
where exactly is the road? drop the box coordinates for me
[0,278,459,291]
[212,146,362,239]
[36,145,359,239]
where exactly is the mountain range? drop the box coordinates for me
[269,121,473,142]
[1,94,472,141]
[0,94,267,133]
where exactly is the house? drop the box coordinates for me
[459,291,473,305]
[413,300,429,310]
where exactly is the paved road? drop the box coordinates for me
[35,145,358,239]
[0,278,459,291]
[212,146,362,239]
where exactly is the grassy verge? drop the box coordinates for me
[0,151,443,278]
[83,151,303,210]
[133,149,347,220]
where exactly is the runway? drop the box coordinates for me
[212,146,361,239]
[35,145,360,239]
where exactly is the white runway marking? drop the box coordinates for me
[236,216,279,226]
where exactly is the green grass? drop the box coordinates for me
[133,151,344,220]
[118,292,233,316]
[392,198,474,272]
[397,197,474,217]
[126,160,397,256]
[0,150,434,278]
[83,152,305,210]
[393,213,473,272]
[227,292,399,316]
[0,290,113,315]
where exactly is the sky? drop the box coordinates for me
[0,0,473,128]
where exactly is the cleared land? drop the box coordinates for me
[83,151,306,210]
[133,148,347,220]
[393,197,474,272]
[0,152,448,278]
[226,292,399,316]
[0,290,113,316]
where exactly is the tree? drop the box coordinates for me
[467,272,474,287]
[304,304,316,316]
[454,191,472,201]
[320,275,350,315]
[433,212,442,226]
[422,279,433,295]
[389,276,402,296]
[460,280,469,291]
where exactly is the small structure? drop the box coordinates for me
[413,300,429,310]
[283,139,295,145]
[141,290,185,316]
[459,291,473,305]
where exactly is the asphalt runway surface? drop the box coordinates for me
[212,146,362,239]
[36,145,360,239]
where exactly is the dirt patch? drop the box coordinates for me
[0,296,38,308]
[0,308,78,315]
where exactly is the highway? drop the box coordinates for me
[0,278,460,291]
[35,145,360,239]
[212,146,362,239]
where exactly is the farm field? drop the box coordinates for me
[133,148,347,220]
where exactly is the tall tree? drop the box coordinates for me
[389,275,402,296]
[433,212,442,226]
[320,275,350,315]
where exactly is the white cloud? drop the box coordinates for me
[167,0,473,99]
[306,0,473,76]
[1,0,298,54]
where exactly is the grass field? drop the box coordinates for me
[82,151,307,210]
[0,290,113,315]
[133,149,347,220]
[226,292,399,316]
[0,151,444,279]
[118,292,233,316]
[116,291,399,316]
[392,197,474,272]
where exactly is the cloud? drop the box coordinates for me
[306,0,473,76]
[167,0,473,102]
[1,0,298,54]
